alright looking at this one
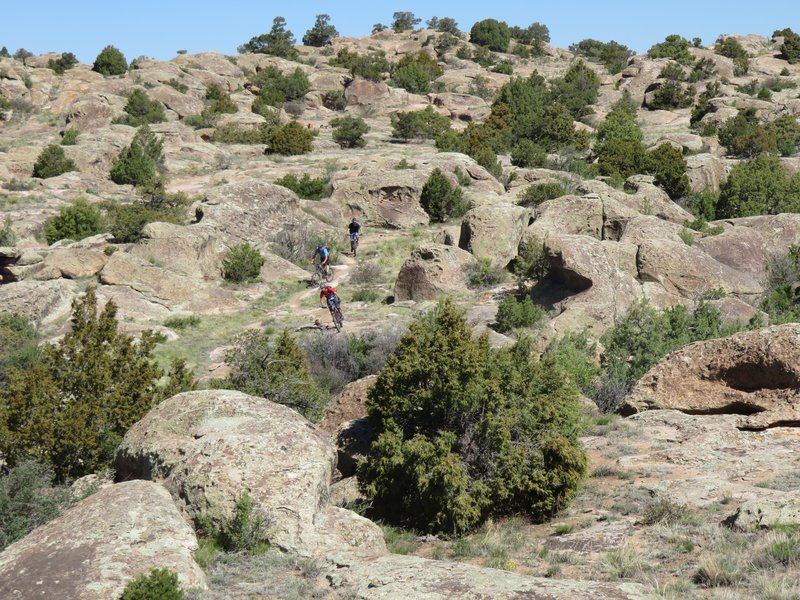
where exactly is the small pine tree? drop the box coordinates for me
[238,16,299,60]
[117,89,167,126]
[44,198,103,244]
[32,144,77,179]
[419,168,467,222]
[265,120,314,155]
[119,568,184,600]
[110,125,163,187]
[222,244,264,283]
[92,45,127,75]
[391,11,421,33]
[330,116,369,148]
[302,14,339,47]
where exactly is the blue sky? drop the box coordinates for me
[1,1,795,63]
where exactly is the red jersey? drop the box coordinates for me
[320,286,337,300]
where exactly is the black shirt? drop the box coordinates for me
[348,222,361,234]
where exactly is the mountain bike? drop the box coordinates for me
[310,263,334,286]
[330,302,344,332]
[350,233,359,257]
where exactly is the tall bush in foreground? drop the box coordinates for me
[0,289,192,481]
[222,243,264,283]
[358,298,587,534]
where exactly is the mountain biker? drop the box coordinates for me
[312,243,331,276]
[319,283,342,324]
[348,217,361,255]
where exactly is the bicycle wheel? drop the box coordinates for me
[310,267,322,286]
[324,266,334,282]
[331,306,343,332]
[352,237,359,257]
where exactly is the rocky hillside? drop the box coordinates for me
[1,22,800,599]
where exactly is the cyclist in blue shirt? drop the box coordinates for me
[312,243,331,276]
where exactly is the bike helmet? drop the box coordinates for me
[319,282,328,290]
[351,217,358,223]
[316,243,324,251]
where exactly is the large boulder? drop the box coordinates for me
[636,239,763,300]
[458,204,532,268]
[129,222,227,280]
[534,234,642,338]
[99,252,244,314]
[0,279,77,325]
[115,390,384,556]
[686,153,728,192]
[44,248,109,279]
[528,195,603,240]
[624,324,800,429]
[394,244,478,302]
[0,480,206,599]
[198,180,334,254]
[327,553,649,599]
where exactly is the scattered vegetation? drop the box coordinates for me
[647,34,695,65]
[518,182,566,206]
[391,105,451,141]
[198,491,269,554]
[105,187,189,243]
[495,294,545,332]
[114,89,167,127]
[60,127,79,145]
[47,52,78,75]
[302,14,338,47]
[238,16,299,60]
[569,39,634,74]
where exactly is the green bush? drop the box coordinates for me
[510,22,550,55]
[47,52,78,75]
[718,108,776,158]
[645,143,690,199]
[218,329,329,421]
[768,113,800,156]
[329,49,390,82]
[322,89,346,111]
[548,60,600,118]
[210,122,273,144]
[513,238,550,285]
[781,30,800,64]
[44,198,103,244]
[166,78,189,93]
[0,313,39,387]
[595,104,646,179]
[490,61,513,75]
[222,243,264,283]
[470,19,511,52]
[303,14,338,47]
[110,125,163,187]
[250,67,309,112]
[495,295,545,332]
[106,189,188,242]
[119,568,184,600]
[518,182,566,206]
[391,11,420,32]
[0,289,192,480]
[358,298,587,533]
[715,37,749,74]
[197,491,269,554]
[390,52,443,94]
[391,105,451,141]
[647,34,695,65]
[569,39,634,74]
[510,140,546,168]
[32,144,77,179]
[0,216,17,247]
[716,153,800,218]
[238,16,298,60]
[599,300,738,397]
[92,45,127,75]
[466,258,506,289]
[648,80,695,110]
[543,331,600,396]
[274,173,328,200]
[114,89,167,126]
[163,315,200,330]
[264,120,314,155]
[0,460,75,551]
[428,16,460,35]
[331,115,369,148]
[419,168,468,222]
[60,127,79,145]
